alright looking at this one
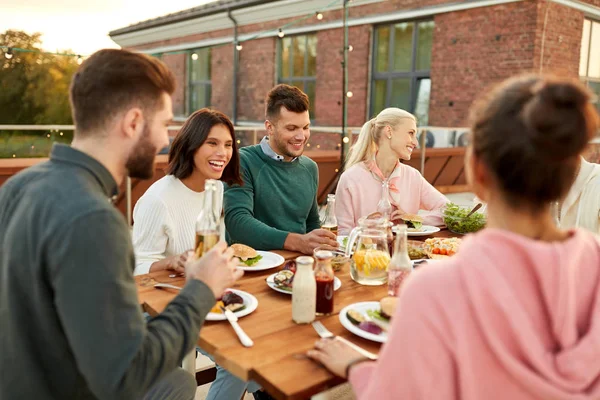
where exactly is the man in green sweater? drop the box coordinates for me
[224,84,338,254]
[0,49,243,400]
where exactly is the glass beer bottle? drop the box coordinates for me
[387,224,413,296]
[321,194,338,235]
[194,179,220,258]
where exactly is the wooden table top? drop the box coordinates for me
[135,229,456,399]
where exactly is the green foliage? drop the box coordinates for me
[1,30,78,157]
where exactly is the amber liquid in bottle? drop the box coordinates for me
[195,231,220,258]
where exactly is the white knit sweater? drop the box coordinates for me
[132,175,224,275]
[560,158,600,234]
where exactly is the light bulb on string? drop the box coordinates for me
[278,29,285,38]
[5,47,14,60]
[342,137,350,144]
[191,52,199,61]
[77,55,83,65]
[316,12,323,20]
[236,42,243,51]
[346,91,353,98]
[348,45,354,52]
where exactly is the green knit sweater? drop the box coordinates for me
[224,144,321,250]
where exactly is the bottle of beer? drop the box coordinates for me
[195,179,220,258]
[321,194,338,235]
[387,224,413,296]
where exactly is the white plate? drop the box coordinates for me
[266,273,342,295]
[236,251,285,271]
[406,225,441,237]
[339,301,389,343]
[206,289,258,321]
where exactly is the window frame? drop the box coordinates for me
[187,47,212,115]
[276,33,318,117]
[370,19,434,120]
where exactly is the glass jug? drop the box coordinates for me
[345,217,391,285]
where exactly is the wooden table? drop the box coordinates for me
[135,230,456,399]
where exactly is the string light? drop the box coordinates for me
[342,137,350,143]
[346,91,353,98]
[236,139,241,144]
[76,55,83,65]
[235,42,243,51]
[348,45,354,52]
[191,52,199,61]
[5,47,13,60]
[278,29,285,38]
[316,12,324,20]
[306,143,311,147]
[59,132,64,136]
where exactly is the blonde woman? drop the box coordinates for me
[335,108,448,234]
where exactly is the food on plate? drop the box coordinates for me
[422,237,461,257]
[273,270,294,291]
[407,240,427,260]
[443,202,486,234]
[358,321,383,335]
[282,260,297,274]
[347,309,366,325]
[231,243,263,267]
[380,296,398,319]
[222,291,244,306]
[210,290,246,314]
[398,213,424,231]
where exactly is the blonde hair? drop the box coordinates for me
[345,108,416,170]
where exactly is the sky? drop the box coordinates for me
[0,0,218,55]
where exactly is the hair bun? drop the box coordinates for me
[521,79,595,162]
[533,80,588,109]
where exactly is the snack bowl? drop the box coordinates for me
[443,203,486,234]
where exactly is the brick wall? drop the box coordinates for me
[429,1,539,126]
[532,1,583,76]
[128,0,594,128]
[237,37,276,122]
[160,53,186,117]
[211,44,234,117]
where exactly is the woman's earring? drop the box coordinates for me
[388,135,392,140]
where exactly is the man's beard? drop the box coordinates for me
[125,125,158,179]
[271,129,304,159]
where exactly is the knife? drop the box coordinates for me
[220,306,254,347]
[154,283,183,290]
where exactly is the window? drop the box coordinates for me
[371,20,434,124]
[188,47,211,113]
[278,34,317,117]
[580,19,600,114]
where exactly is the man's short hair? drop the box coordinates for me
[69,49,176,135]
[265,84,309,121]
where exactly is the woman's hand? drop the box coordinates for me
[307,338,369,379]
[165,252,190,274]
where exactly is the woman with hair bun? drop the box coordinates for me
[309,75,600,400]
[335,108,448,234]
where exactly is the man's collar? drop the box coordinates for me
[259,136,298,162]
[50,143,119,201]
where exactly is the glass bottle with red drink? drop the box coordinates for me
[387,224,413,296]
[314,250,335,315]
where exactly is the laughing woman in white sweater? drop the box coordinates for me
[132,108,242,276]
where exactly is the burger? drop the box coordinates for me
[231,243,263,267]
[399,213,424,231]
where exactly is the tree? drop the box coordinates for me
[0,30,77,125]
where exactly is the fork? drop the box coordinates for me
[311,321,378,360]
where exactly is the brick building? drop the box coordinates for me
[109,0,600,131]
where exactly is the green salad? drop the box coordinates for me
[443,202,486,234]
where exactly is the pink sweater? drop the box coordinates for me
[349,228,600,400]
[335,162,449,234]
